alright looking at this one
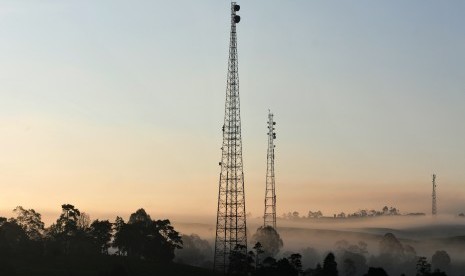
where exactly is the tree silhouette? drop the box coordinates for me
[51,204,81,237]
[128,208,151,224]
[379,233,403,257]
[251,226,283,257]
[12,206,45,241]
[323,252,338,276]
[343,258,356,276]
[289,253,303,274]
[253,242,265,268]
[301,247,321,269]
[431,251,451,271]
[175,234,212,267]
[416,257,432,276]
[113,208,182,262]
[89,219,112,254]
[0,219,29,257]
[46,204,85,256]
[276,257,299,276]
[364,267,389,276]
[228,244,253,275]
[77,212,91,231]
[111,216,125,256]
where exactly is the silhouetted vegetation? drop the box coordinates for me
[281,205,418,220]
[174,233,213,268]
[251,226,284,257]
[1,205,462,276]
[0,204,219,276]
[228,243,303,276]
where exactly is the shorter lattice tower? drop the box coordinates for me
[264,110,277,229]
[432,174,437,216]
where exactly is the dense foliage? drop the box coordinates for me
[0,204,189,275]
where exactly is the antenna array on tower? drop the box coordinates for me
[264,111,277,229]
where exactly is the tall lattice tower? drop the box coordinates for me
[213,2,247,273]
[432,174,437,216]
[264,111,277,229]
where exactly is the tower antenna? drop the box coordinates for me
[264,110,277,229]
[213,2,247,273]
[432,174,437,216]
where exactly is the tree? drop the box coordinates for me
[46,204,97,256]
[77,212,91,231]
[251,226,283,257]
[228,244,253,275]
[404,244,417,262]
[323,252,338,276]
[364,267,389,276]
[343,258,356,276]
[382,206,389,214]
[128,208,151,224]
[112,216,128,255]
[276,257,299,276]
[53,204,81,236]
[89,219,112,254]
[301,247,321,270]
[113,208,182,262]
[416,257,432,276]
[289,253,303,274]
[0,220,29,257]
[12,206,44,240]
[341,251,366,276]
[379,233,403,257]
[431,269,447,276]
[175,234,212,267]
[389,207,399,216]
[431,250,451,271]
[253,242,265,268]
[308,210,324,219]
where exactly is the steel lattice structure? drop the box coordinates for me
[213,2,247,273]
[264,111,277,229]
[432,174,437,216]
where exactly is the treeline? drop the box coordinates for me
[281,205,427,220]
[0,205,458,276]
[0,204,181,260]
[229,225,454,276]
[0,204,198,275]
[228,240,450,276]
[299,233,453,276]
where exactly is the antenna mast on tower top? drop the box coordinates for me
[213,2,247,273]
[264,111,277,229]
[432,174,437,216]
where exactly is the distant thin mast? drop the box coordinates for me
[432,174,437,216]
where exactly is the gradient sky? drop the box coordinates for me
[1,1,465,224]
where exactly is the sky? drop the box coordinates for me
[1,0,465,225]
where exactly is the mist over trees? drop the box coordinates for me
[175,234,213,268]
[251,226,284,257]
[1,205,464,276]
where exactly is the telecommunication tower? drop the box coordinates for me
[264,111,277,229]
[213,2,247,273]
[432,174,437,216]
